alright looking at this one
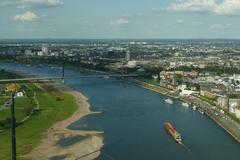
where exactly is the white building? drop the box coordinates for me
[25,50,33,56]
[37,51,43,56]
[229,103,236,113]
[180,90,195,97]
[126,61,137,68]
[169,62,177,68]
[236,107,240,119]
[126,50,130,61]
[217,96,229,109]
[42,44,49,56]
[16,92,24,97]
[229,99,240,119]
[177,84,187,91]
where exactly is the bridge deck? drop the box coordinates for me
[0,74,139,83]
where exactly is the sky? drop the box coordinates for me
[0,0,240,39]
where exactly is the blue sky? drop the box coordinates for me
[0,0,240,39]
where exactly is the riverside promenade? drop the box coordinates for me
[187,95,240,143]
[125,78,179,99]
[126,78,240,144]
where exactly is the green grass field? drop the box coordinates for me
[0,83,78,160]
[0,83,37,124]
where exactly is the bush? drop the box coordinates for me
[56,96,64,101]
[0,118,11,127]
[22,107,34,116]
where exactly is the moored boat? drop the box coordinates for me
[103,76,110,79]
[198,108,204,115]
[192,105,197,111]
[165,98,173,104]
[182,102,189,108]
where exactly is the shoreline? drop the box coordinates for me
[205,111,240,144]
[25,83,104,160]
[126,78,240,144]
[124,78,179,99]
[1,62,239,155]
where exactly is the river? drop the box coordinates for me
[0,62,240,160]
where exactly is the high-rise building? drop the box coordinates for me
[42,44,49,56]
[126,49,130,61]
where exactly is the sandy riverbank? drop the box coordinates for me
[25,84,103,160]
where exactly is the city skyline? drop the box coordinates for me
[1,0,240,39]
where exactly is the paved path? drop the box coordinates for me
[188,95,240,143]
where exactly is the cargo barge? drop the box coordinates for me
[164,122,182,144]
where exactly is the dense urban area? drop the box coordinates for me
[0,39,240,114]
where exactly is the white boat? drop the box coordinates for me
[182,102,189,107]
[103,76,110,79]
[198,108,204,115]
[192,105,197,111]
[165,98,173,104]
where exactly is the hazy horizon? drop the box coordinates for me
[1,0,240,39]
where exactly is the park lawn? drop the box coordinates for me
[0,109,26,122]
[0,83,78,160]
[15,97,32,108]
[0,97,33,123]
[0,96,5,106]
[0,84,37,123]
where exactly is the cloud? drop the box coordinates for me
[168,0,240,16]
[192,21,205,25]
[214,0,240,15]
[14,11,39,21]
[168,0,216,13]
[152,24,160,28]
[0,0,14,6]
[210,23,233,29]
[110,18,129,25]
[17,0,63,9]
[177,19,184,23]
[151,7,164,11]
[0,0,63,9]
[209,24,224,29]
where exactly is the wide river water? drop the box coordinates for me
[1,62,240,160]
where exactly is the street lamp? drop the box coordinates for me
[10,92,16,160]
[62,51,65,84]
